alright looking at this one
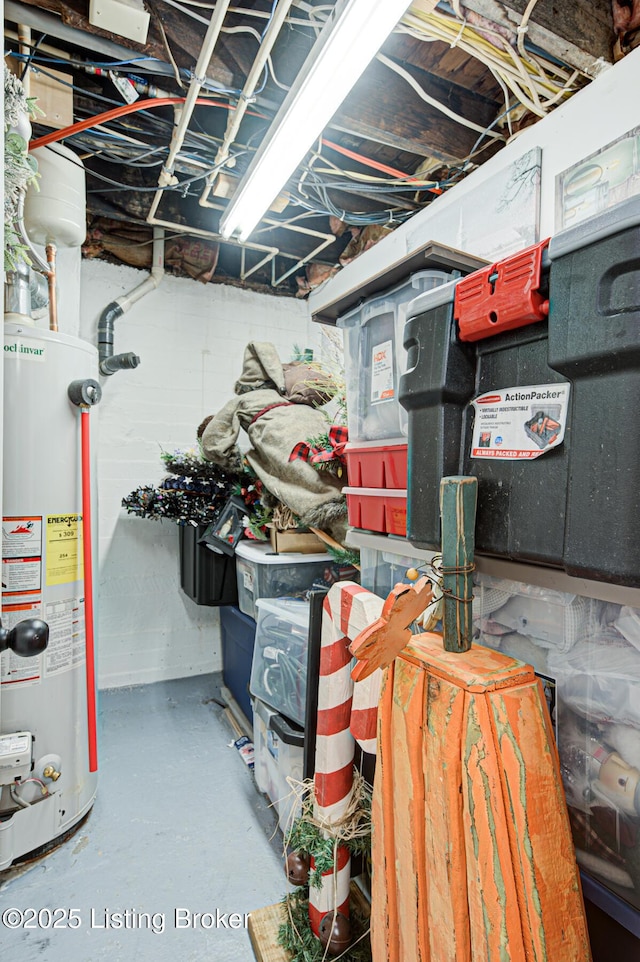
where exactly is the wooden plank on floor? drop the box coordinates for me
[248,883,371,961]
[248,900,289,962]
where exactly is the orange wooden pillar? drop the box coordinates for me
[354,478,591,962]
[370,633,592,962]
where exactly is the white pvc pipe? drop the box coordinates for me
[148,0,232,221]
[115,227,165,312]
[201,0,297,203]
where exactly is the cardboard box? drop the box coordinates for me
[267,525,324,554]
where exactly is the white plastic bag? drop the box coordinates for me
[549,633,640,729]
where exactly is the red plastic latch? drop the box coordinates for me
[455,238,550,342]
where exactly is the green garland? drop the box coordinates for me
[277,889,371,962]
[286,792,371,889]
[323,545,361,568]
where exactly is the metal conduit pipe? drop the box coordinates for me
[5,265,50,322]
[194,196,336,284]
[145,206,336,286]
[4,261,32,319]
[201,0,296,201]
[98,227,164,375]
[13,193,60,329]
[18,23,31,96]
[147,212,281,280]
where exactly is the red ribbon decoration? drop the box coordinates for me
[289,425,348,467]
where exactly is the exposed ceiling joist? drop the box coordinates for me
[460,0,614,77]
[332,59,502,164]
[4,0,618,294]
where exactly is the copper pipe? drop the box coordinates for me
[45,244,58,332]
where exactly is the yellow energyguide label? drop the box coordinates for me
[46,514,83,585]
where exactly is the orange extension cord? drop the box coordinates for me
[29,96,440,191]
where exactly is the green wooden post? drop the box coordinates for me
[439,476,478,653]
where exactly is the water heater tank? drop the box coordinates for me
[23,144,86,248]
[1,322,98,868]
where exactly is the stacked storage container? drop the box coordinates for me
[220,605,256,722]
[250,597,310,727]
[348,528,439,599]
[338,270,452,537]
[399,239,567,563]
[253,697,304,834]
[222,542,330,726]
[472,570,640,924]
[250,598,311,834]
[546,196,640,585]
[234,541,331,620]
[399,199,640,586]
[396,195,640,931]
[179,523,238,606]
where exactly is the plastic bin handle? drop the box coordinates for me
[269,713,305,747]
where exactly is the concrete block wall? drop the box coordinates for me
[78,259,315,689]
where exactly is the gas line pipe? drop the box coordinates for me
[68,379,103,773]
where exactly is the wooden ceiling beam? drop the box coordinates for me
[330,59,502,164]
[460,0,614,77]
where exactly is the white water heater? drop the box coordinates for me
[0,321,99,868]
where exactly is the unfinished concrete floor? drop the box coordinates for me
[0,674,284,961]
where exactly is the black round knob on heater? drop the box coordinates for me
[0,619,49,656]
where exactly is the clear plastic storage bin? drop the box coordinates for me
[252,697,304,835]
[234,541,331,620]
[337,269,451,442]
[347,528,440,601]
[250,597,310,726]
[472,571,597,667]
[550,602,640,914]
[359,544,427,599]
[472,570,640,913]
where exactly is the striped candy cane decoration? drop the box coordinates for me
[309,581,384,936]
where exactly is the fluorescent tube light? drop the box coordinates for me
[219,0,412,242]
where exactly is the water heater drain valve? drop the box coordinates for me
[33,753,64,792]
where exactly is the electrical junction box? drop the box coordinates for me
[89,0,150,44]
[0,732,33,784]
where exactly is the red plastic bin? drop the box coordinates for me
[345,440,408,489]
[343,486,407,536]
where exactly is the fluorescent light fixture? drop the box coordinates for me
[219,0,412,242]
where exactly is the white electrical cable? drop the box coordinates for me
[158,0,292,91]
[377,52,504,139]
[398,8,583,118]
[517,0,541,62]
[400,20,545,116]
[9,785,31,808]
[221,25,291,90]
[180,1,315,27]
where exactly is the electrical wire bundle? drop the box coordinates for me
[398,1,586,131]
[5,0,593,267]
